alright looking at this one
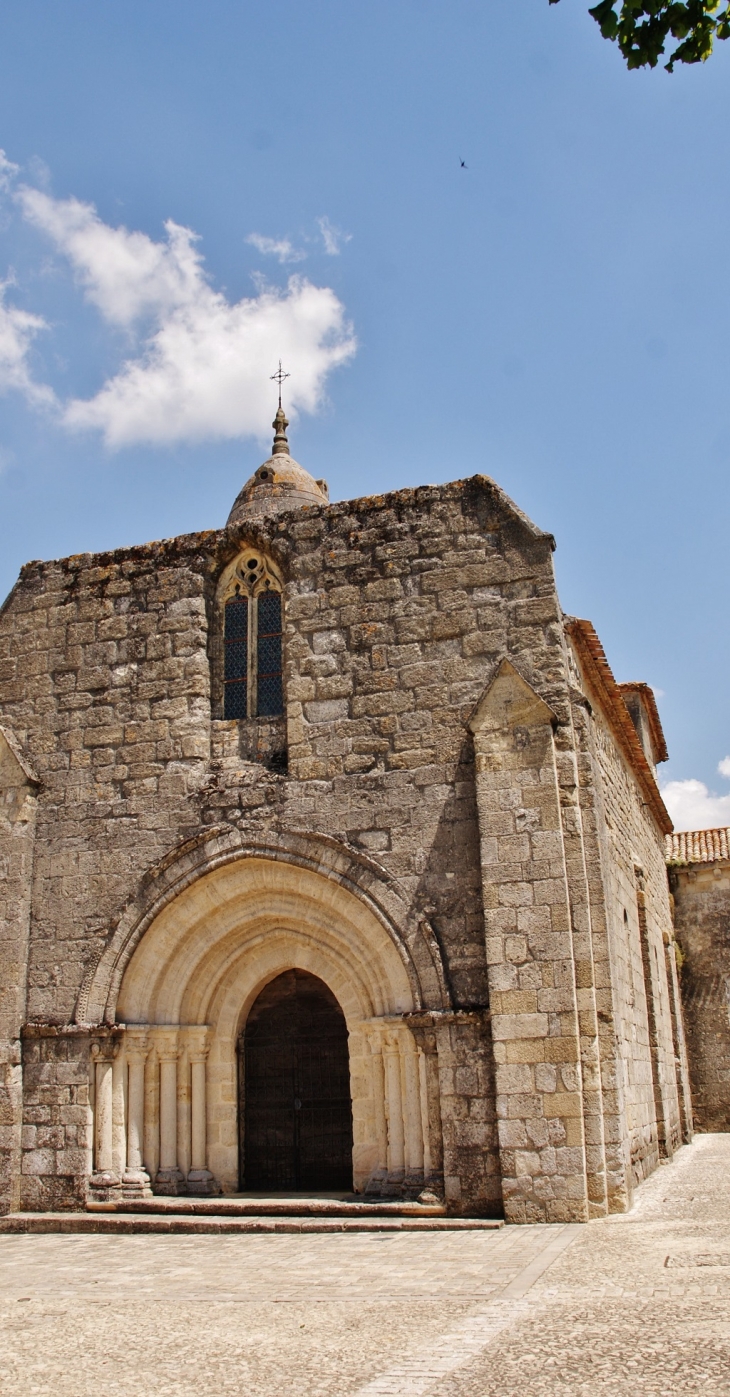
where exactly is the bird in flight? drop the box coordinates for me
[460,158,467,168]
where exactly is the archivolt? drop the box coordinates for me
[75,825,450,1025]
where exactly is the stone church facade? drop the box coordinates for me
[0,406,694,1224]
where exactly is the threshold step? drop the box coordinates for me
[0,1212,504,1236]
[86,1196,447,1218]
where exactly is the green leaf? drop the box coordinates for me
[552,0,730,70]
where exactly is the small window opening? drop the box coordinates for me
[222,551,284,721]
[224,595,248,719]
[256,591,283,716]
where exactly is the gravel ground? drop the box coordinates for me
[1,1133,729,1395]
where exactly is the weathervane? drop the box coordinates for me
[270,360,290,409]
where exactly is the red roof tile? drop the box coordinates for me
[666,827,730,865]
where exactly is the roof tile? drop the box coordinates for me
[666,827,730,865]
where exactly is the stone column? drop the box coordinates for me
[185,1027,216,1195]
[95,1057,114,1174]
[123,1030,152,1198]
[144,1045,160,1182]
[363,1026,388,1196]
[154,1029,184,1195]
[382,1030,405,1194]
[407,1019,444,1199]
[469,658,589,1224]
[89,1040,120,1196]
[400,1029,425,1195]
[112,1048,126,1178]
[418,1051,432,1181]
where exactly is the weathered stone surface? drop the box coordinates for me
[671,858,730,1130]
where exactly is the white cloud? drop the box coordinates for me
[18,188,206,326]
[0,281,55,408]
[14,187,356,448]
[246,233,307,265]
[0,149,19,192]
[661,777,730,832]
[318,216,351,256]
[63,275,356,448]
[718,757,730,779]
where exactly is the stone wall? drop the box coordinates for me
[671,860,730,1130]
[566,633,690,1208]
[19,1027,94,1211]
[0,539,215,1031]
[0,727,39,1212]
[0,480,555,1030]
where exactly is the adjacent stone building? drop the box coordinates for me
[0,405,694,1223]
[669,827,730,1131]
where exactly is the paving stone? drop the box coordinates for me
[0,1133,728,1395]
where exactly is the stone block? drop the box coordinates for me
[21,1148,55,1175]
[491,1014,549,1042]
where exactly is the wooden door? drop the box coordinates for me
[239,969,353,1191]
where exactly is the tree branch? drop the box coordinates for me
[550,0,730,70]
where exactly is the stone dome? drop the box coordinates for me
[227,406,329,525]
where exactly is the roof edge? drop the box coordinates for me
[617,681,669,764]
[5,474,556,582]
[469,475,556,548]
[566,618,672,837]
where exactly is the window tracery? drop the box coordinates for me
[220,551,284,720]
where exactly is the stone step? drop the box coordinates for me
[86,1195,448,1218]
[0,1212,504,1235]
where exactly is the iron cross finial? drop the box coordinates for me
[270,360,290,409]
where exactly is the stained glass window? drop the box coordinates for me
[256,590,283,716]
[224,595,248,719]
[222,553,284,722]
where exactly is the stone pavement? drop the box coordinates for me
[1,1134,729,1395]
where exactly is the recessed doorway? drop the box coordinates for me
[239,969,354,1191]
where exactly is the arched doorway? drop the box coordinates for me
[108,850,432,1195]
[239,969,354,1192]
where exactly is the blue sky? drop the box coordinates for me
[0,0,728,829]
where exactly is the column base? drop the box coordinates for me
[187,1169,220,1196]
[122,1168,153,1199]
[88,1171,122,1203]
[403,1168,426,1199]
[417,1172,444,1205]
[378,1168,405,1198]
[363,1167,388,1197]
[154,1168,186,1196]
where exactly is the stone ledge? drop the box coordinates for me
[86,1195,448,1218]
[0,1212,503,1234]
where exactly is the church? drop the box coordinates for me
[0,400,695,1225]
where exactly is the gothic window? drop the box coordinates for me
[224,594,249,719]
[256,591,283,716]
[221,552,284,720]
